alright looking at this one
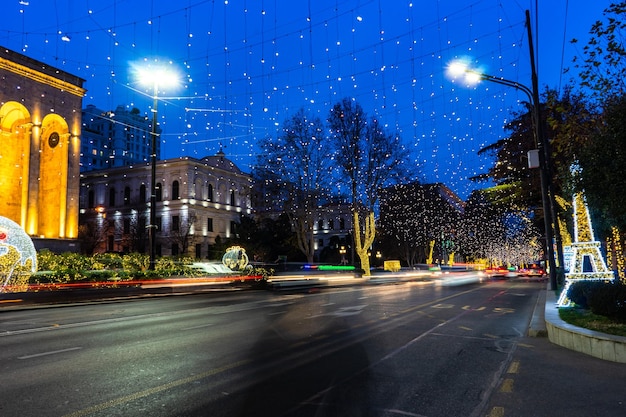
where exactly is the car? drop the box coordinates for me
[485,266,518,279]
[520,264,547,280]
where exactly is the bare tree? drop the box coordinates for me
[168,211,197,257]
[253,108,330,263]
[328,98,414,275]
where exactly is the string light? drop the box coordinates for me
[1,1,533,198]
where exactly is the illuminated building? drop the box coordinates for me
[79,151,252,258]
[0,46,85,252]
[81,104,160,172]
[313,202,354,261]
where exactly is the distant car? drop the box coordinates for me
[485,266,518,279]
[520,265,547,280]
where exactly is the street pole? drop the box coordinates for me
[525,9,562,290]
[149,87,158,271]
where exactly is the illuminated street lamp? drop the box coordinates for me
[446,10,562,290]
[133,62,179,270]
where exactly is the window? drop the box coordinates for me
[88,190,95,208]
[155,217,162,233]
[171,244,179,256]
[124,187,131,206]
[172,215,180,232]
[230,190,236,206]
[329,219,335,230]
[230,221,238,238]
[318,219,324,230]
[123,218,131,234]
[339,218,345,230]
[207,183,214,202]
[139,184,146,203]
[207,217,214,232]
[109,187,116,206]
[172,180,180,200]
[156,183,162,201]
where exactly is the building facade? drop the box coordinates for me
[81,104,160,172]
[79,152,252,258]
[0,46,85,252]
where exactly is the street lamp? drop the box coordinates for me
[446,10,562,290]
[133,62,179,270]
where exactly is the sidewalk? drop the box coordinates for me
[485,287,626,416]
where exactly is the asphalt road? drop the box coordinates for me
[1,278,622,416]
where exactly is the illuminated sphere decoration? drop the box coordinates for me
[0,216,38,293]
[222,246,249,271]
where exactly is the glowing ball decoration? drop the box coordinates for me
[0,216,38,293]
[222,246,249,271]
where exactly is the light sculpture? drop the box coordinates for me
[557,192,614,306]
[0,216,37,293]
[222,246,249,270]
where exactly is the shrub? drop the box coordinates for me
[122,253,150,272]
[91,253,123,270]
[567,280,610,309]
[587,282,626,321]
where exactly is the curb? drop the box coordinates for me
[544,290,626,363]
[527,288,548,337]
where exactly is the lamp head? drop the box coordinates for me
[131,60,180,93]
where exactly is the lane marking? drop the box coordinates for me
[499,378,514,393]
[180,323,214,331]
[507,360,520,374]
[18,346,82,360]
[487,406,505,417]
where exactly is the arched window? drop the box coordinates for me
[230,190,236,206]
[124,186,131,206]
[139,184,146,203]
[156,183,162,201]
[109,187,116,206]
[208,183,214,202]
[172,180,180,200]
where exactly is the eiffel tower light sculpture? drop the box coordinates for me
[557,191,615,306]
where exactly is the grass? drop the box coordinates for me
[559,308,626,337]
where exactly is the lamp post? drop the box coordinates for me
[447,10,563,290]
[134,63,179,270]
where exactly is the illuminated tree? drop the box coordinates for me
[328,98,413,274]
[379,183,462,266]
[253,109,330,263]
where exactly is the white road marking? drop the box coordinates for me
[181,323,214,330]
[18,346,82,360]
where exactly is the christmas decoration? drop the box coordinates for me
[0,216,38,293]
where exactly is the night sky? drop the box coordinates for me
[1,0,613,198]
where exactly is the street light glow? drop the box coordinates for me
[446,59,482,85]
[132,61,180,93]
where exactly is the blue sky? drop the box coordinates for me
[0,0,613,198]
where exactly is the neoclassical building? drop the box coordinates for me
[0,47,85,252]
[79,152,252,258]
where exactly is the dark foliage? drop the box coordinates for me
[568,279,626,321]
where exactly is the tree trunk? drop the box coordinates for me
[354,211,376,276]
